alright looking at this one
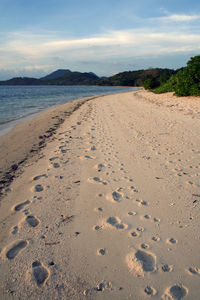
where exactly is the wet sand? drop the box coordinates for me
[0,89,200,299]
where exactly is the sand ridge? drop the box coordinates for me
[0,90,200,299]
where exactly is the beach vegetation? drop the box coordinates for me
[152,55,200,96]
[98,68,175,87]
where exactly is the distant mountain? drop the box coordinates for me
[0,70,99,86]
[0,68,176,87]
[44,71,99,85]
[0,77,41,85]
[40,69,71,81]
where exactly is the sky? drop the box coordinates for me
[0,0,200,80]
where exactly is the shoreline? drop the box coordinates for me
[0,111,44,137]
[0,89,136,197]
[0,95,94,197]
[0,86,137,138]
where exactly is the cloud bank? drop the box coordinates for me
[0,13,200,79]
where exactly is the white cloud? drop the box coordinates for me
[153,14,200,22]
[3,29,200,59]
[0,24,200,77]
[24,65,51,70]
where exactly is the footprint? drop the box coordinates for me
[166,238,178,245]
[112,191,122,202]
[88,177,107,185]
[137,227,144,232]
[129,186,139,193]
[141,243,149,250]
[5,240,28,260]
[144,286,157,296]
[32,261,49,287]
[34,185,44,192]
[153,217,160,223]
[11,225,18,235]
[136,199,148,207]
[95,163,105,171]
[162,264,174,272]
[26,215,40,227]
[97,248,106,256]
[84,155,93,159]
[187,267,200,276]
[128,211,137,216]
[91,146,96,151]
[13,200,30,212]
[143,214,151,220]
[49,156,59,161]
[93,225,102,231]
[152,236,160,242]
[61,149,67,153]
[106,216,127,230]
[94,207,103,212]
[59,145,66,150]
[126,249,156,277]
[91,177,101,183]
[135,250,156,272]
[33,174,48,181]
[23,208,30,215]
[162,284,188,300]
[52,162,60,168]
[80,155,94,160]
[95,282,105,292]
[106,191,123,203]
[130,231,140,238]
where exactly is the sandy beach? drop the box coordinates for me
[0,89,200,299]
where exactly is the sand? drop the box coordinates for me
[0,89,200,299]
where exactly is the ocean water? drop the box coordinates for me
[0,85,136,135]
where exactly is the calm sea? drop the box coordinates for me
[0,85,136,135]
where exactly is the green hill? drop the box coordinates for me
[97,68,175,87]
[43,71,99,85]
[0,77,41,85]
[40,69,71,81]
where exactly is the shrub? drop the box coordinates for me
[174,55,200,96]
[152,55,200,96]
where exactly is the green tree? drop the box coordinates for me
[174,55,200,96]
[152,55,200,96]
[143,77,157,89]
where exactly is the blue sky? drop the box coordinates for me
[0,0,200,79]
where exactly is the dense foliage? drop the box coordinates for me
[153,55,200,96]
[97,70,143,86]
[97,69,175,87]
